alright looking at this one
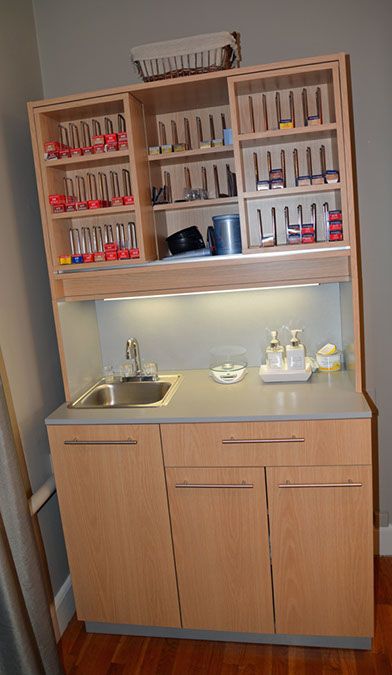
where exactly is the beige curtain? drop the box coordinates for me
[0,374,63,674]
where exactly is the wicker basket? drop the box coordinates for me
[131,32,241,83]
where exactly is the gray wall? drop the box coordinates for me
[32,0,392,520]
[0,1,69,595]
[96,284,343,371]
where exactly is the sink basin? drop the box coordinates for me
[69,375,182,409]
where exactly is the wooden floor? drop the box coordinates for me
[59,556,392,674]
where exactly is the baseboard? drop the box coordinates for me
[380,525,392,555]
[53,575,75,640]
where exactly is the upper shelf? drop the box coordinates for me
[243,183,341,200]
[44,149,130,170]
[148,145,233,164]
[238,123,337,147]
[52,204,135,220]
[153,196,238,212]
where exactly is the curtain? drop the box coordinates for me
[0,375,63,675]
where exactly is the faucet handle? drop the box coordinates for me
[143,362,158,381]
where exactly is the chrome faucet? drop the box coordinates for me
[125,337,142,376]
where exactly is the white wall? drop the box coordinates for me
[0,1,69,595]
[31,0,392,521]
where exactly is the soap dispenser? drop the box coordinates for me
[286,329,305,370]
[266,330,285,369]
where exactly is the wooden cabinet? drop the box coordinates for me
[48,417,373,639]
[267,465,374,637]
[47,424,180,626]
[162,419,373,639]
[166,467,274,633]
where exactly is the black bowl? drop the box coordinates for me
[166,226,205,255]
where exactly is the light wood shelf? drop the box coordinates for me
[148,145,233,163]
[44,149,130,170]
[52,204,136,220]
[238,123,337,147]
[153,196,238,212]
[54,258,144,274]
[243,183,341,200]
[244,240,349,256]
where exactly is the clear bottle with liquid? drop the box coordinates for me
[266,330,285,369]
[286,329,305,370]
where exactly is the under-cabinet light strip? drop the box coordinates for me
[103,283,320,301]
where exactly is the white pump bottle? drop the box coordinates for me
[286,329,305,370]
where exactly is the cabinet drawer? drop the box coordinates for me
[161,419,371,467]
[48,423,158,447]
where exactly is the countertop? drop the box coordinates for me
[46,368,372,425]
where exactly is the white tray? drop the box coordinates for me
[259,362,312,383]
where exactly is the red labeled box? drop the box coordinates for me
[93,252,105,262]
[105,141,119,152]
[302,233,316,244]
[82,253,94,263]
[44,140,60,160]
[76,201,89,211]
[105,251,117,261]
[123,195,135,206]
[104,242,117,253]
[117,249,130,259]
[87,199,103,210]
[49,194,66,205]
[329,231,343,241]
[328,210,342,222]
[129,248,140,258]
[111,196,124,207]
[118,131,128,150]
[70,147,83,157]
[58,146,71,159]
[52,204,66,214]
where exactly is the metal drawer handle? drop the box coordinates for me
[64,438,137,446]
[222,436,304,445]
[279,480,362,489]
[175,481,254,489]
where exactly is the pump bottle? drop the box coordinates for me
[266,330,285,369]
[286,329,305,370]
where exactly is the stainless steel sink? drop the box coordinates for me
[68,375,182,409]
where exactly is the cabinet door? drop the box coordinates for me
[267,465,373,637]
[48,425,180,627]
[166,467,274,633]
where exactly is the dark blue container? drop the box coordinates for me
[212,214,242,255]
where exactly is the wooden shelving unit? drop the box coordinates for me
[28,53,364,389]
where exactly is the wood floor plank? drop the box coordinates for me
[288,646,324,674]
[58,556,392,675]
[71,634,122,675]
[376,557,392,604]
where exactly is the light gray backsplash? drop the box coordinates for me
[58,301,103,399]
[96,284,342,371]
